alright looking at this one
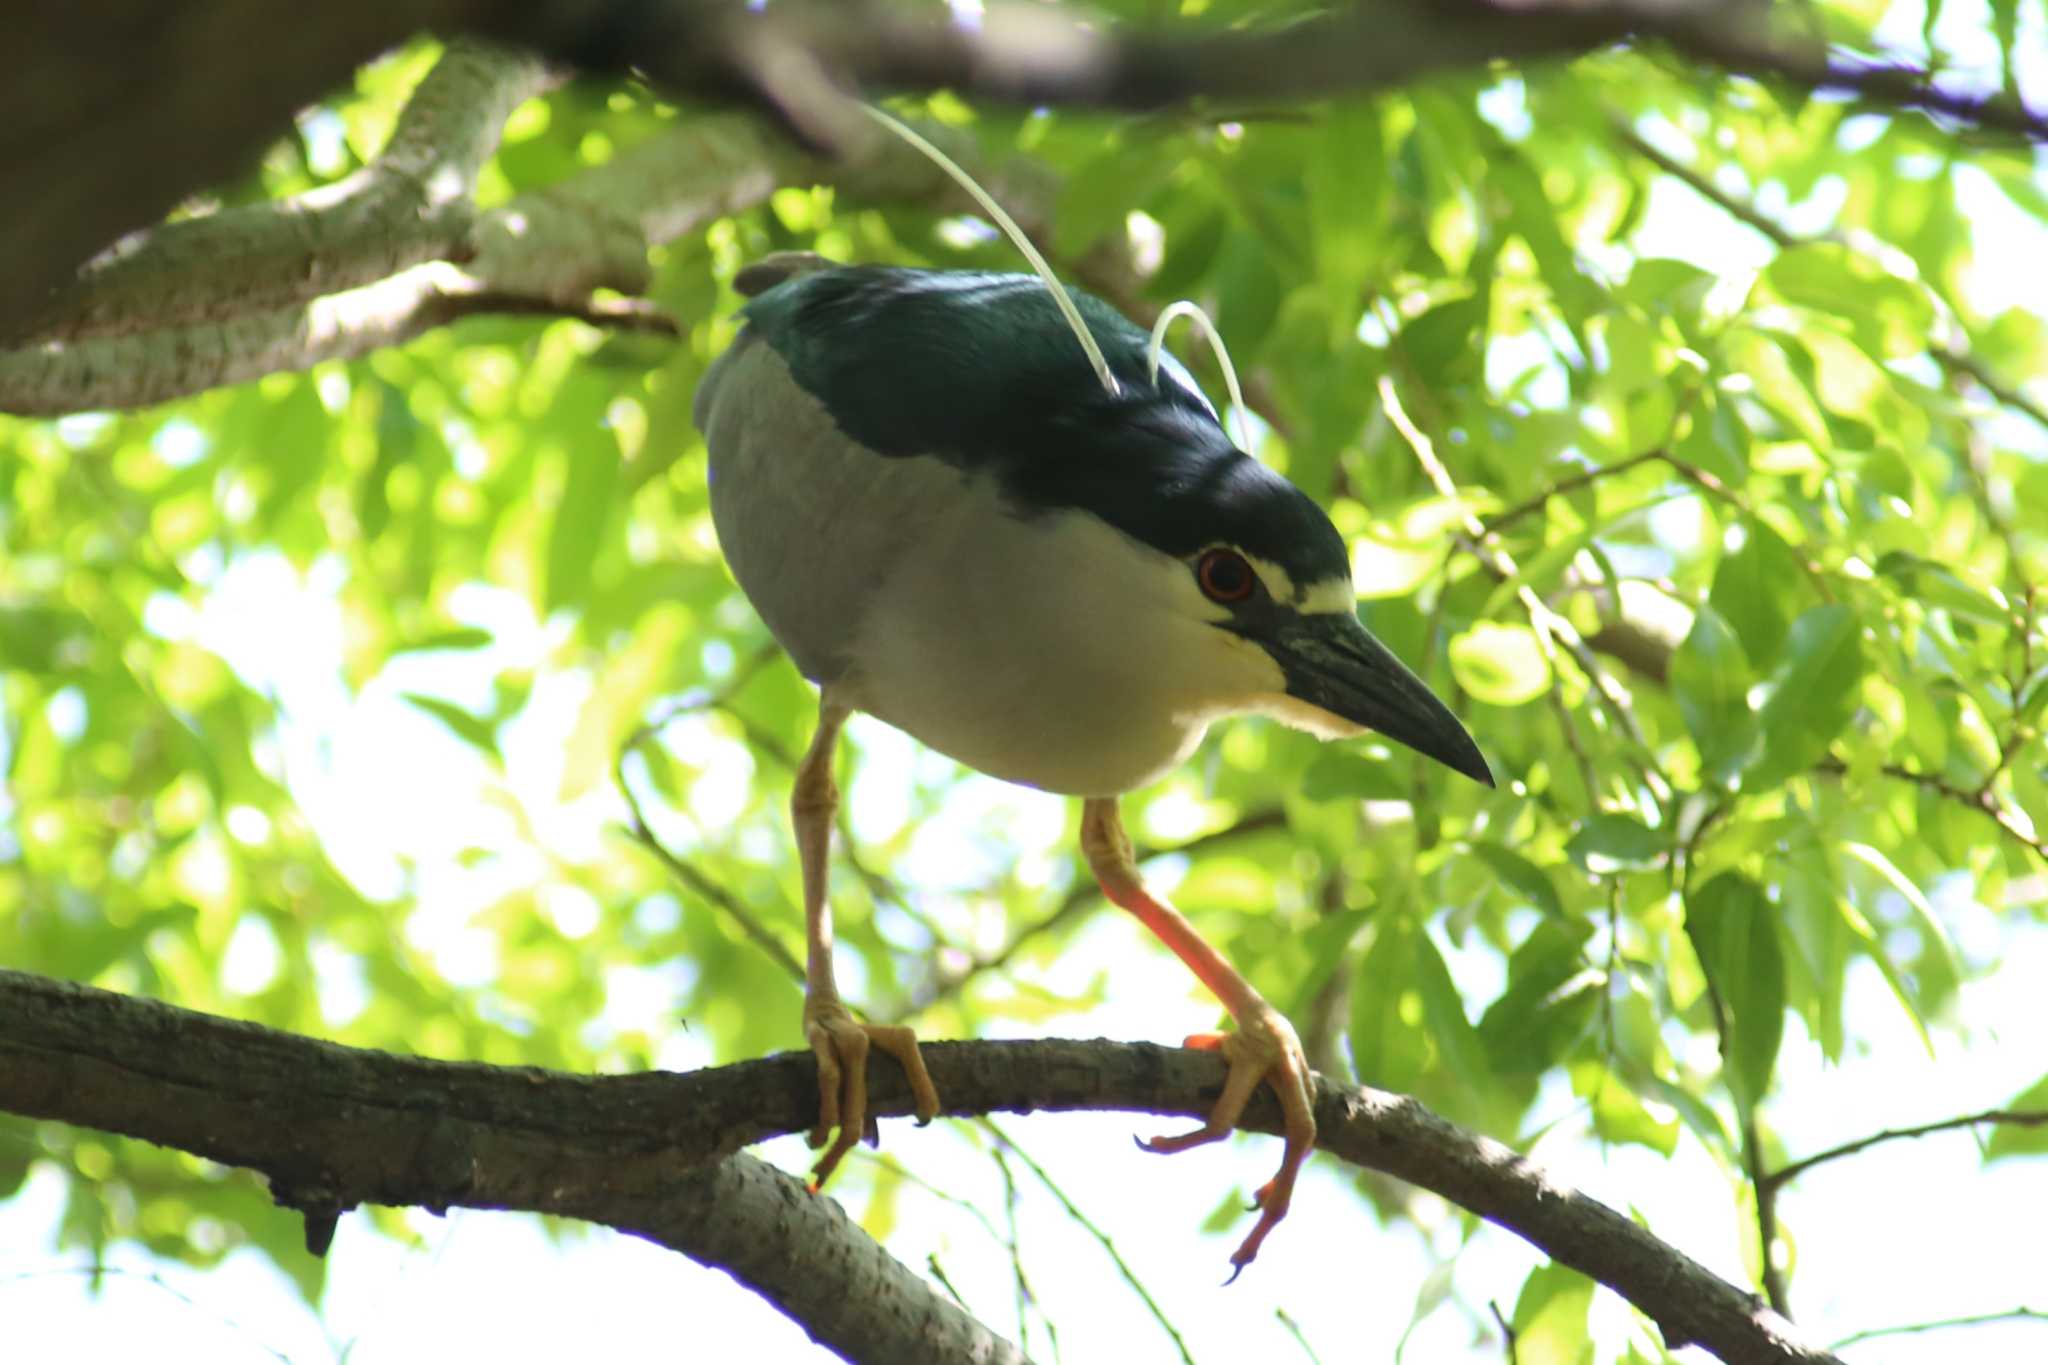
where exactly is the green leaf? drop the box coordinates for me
[1727,328,1829,448]
[1708,519,1806,669]
[1763,242,1933,358]
[1351,915,1432,1092]
[1841,841,1962,1013]
[1399,291,1489,388]
[1987,1074,2048,1161]
[1479,919,1598,1075]
[1468,842,1564,917]
[399,693,500,758]
[1301,749,1409,801]
[1572,1059,1679,1156]
[1409,925,1493,1092]
[1874,550,2009,625]
[1448,622,1550,706]
[1511,1262,1595,1365]
[1565,812,1666,873]
[1751,605,1865,787]
[1214,234,1285,365]
[1669,604,1759,783]
[545,435,621,614]
[1620,257,1717,323]
[1306,102,1386,292]
[1055,141,1175,257]
[1685,873,1785,1112]
[392,626,496,655]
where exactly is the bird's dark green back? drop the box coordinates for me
[738,267,1351,591]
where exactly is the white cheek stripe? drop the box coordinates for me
[1228,548,1356,616]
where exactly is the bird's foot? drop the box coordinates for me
[1138,1004,1317,1278]
[803,997,941,1189]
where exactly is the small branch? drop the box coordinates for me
[614,655,808,983]
[0,968,1845,1365]
[1700,974,1791,1317]
[1814,757,2046,862]
[1611,119,2048,437]
[1377,367,1674,807]
[1832,1306,2048,1351]
[1481,449,1667,534]
[1490,1300,1519,1364]
[16,39,554,347]
[1665,27,2048,144]
[980,1119,1194,1365]
[1764,1109,2048,1192]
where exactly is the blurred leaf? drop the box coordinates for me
[1842,841,1962,1012]
[1448,622,1550,706]
[1566,813,1666,874]
[1468,842,1564,918]
[1708,519,1807,669]
[1511,1262,1595,1365]
[1987,1075,2048,1161]
[1669,604,1758,783]
[1685,873,1785,1113]
[1479,919,1598,1075]
[1301,750,1409,801]
[399,693,500,758]
[545,433,621,614]
[1751,605,1865,787]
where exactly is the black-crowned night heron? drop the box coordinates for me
[693,256,1491,1270]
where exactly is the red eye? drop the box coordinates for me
[1196,548,1256,603]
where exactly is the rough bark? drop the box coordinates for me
[13,1,2043,340]
[1,967,1842,1365]
[1,39,1075,415]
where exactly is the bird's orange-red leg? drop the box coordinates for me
[1080,796,1317,1275]
[794,694,940,1187]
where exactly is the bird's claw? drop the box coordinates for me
[1134,1008,1317,1274]
[803,999,940,1189]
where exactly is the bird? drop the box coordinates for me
[692,253,1492,1271]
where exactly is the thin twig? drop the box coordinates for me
[986,1144,1048,1361]
[0,1266,297,1365]
[613,647,807,983]
[1611,117,2048,437]
[1764,1109,2048,1192]
[1490,1300,1519,1364]
[1480,449,1667,534]
[978,1118,1197,1365]
[1698,973,1790,1316]
[1813,757,2047,861]
[1376,367,1674,808]
[1275,1307,1326,1365]
[1831,1306,2048,1351]
[617,780,805,983]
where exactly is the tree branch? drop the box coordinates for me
[1,967,1843,1365]
[12,1,2046,342]
[0,38,1105,416]
[1763,1108,2048,1193]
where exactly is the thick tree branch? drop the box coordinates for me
[12,2,2045,341]
[0,35,1086,416]
[1,968,1841,1365]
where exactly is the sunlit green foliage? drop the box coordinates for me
[5,3,2046,1358]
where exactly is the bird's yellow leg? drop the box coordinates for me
[794,695,941,1189]
[1080,796,1317,1275]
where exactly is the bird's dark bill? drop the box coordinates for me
[1266,613,1493,786]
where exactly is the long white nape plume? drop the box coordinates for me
[862,105,1120,399]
